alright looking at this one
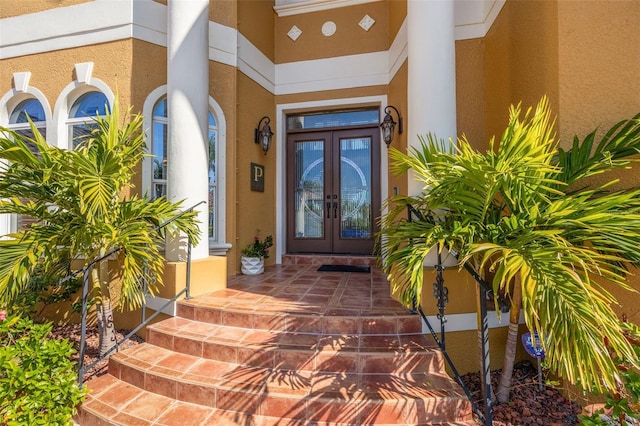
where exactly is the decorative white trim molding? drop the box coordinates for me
[321,21,337,37]
[275,51,388,95]
[0,0,506,97]
[74,62,94,84]
[454,0,506,40]
[423,311,524,333]
[131,0,166,47]
[0,1,134,59]
[12,72,31,93]
[359,14,375,32]
[209,21,238,68]
[237,34,276,94]
[388,19,408,81]
[287,25,302,41]
[274,0,383,17]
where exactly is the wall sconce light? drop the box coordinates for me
[255,116,273,155]
[379,105,403,147]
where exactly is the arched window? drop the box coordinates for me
[67,91,109,149]
[8,98,46,139]
[5,98,47,232]
[143,89,228,254]
[151,98,168,199]
[151,100,218,240]
[208,111,217,240]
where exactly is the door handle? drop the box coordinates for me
[333,201,338,219]
[326,201,331,219]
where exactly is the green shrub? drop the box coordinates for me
[578,321,640,425]
[9,265,82,320]
[0,313,87,425]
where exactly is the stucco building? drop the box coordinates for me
[1,0,639,376]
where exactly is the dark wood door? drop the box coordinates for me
[286,127,380,254]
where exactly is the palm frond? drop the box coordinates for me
[379,97,640,394]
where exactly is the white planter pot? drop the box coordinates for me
[241,256,264,275]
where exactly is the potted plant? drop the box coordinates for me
[240,233,273,275]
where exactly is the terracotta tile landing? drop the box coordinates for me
[78,264,475,425]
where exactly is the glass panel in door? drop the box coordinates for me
[331,129,379,254]
[294,140,325,239]
[339,137,372,240]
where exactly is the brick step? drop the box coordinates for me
[176,291,422,334]
[81,374,476,426]
[147,317,443,374]
[98,344,471,425]
[78,265,476,425]
[281,254,377,267]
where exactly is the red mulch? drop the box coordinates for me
[50,323,144,383]
[461,361,583,425]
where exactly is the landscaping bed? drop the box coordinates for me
[461,361,583,425]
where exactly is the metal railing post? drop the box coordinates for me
[186,239,192,299]
[434,242,448,348]
[479,284,494,425]
[78,267,91,388]
[141,267,148,324]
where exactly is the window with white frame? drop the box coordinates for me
[150,97,219,241]
[5,98,47,232]
[151,98,168,199]
[8,98,46,139]
[207,111,217,240]
[67,91,109,149]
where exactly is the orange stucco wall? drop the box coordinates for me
[0,0,90,19]
[238,0,275,60]
[484,0,560,146]
[387,60,408,196]
[235,71,276,273]
[0,40,134,112]
[484,0,640,326]
[455,38,486,152]
[556,0,640,142]
[388,0,406,43]
[275,1,389,64]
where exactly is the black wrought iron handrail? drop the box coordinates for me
[75,200,205,387]
[407,204,509,311]
[406,204,495,425]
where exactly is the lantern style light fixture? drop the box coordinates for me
[379,105,403,147]
[255,116,273,155]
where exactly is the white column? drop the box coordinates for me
[407,0,457,196]
[166,0,210,260]
[0,214,10,238]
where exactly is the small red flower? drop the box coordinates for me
[0,311,6,322]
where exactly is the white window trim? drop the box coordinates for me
[0,87,52,138]
[142,87,229,255]
[0,87,52,236]
[52,78,114,149]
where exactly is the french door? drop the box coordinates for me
[286,127,381,254]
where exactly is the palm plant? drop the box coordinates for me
[0,99,200,356]
[379,97,640,401]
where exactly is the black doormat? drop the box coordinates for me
[317,264,371,273]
